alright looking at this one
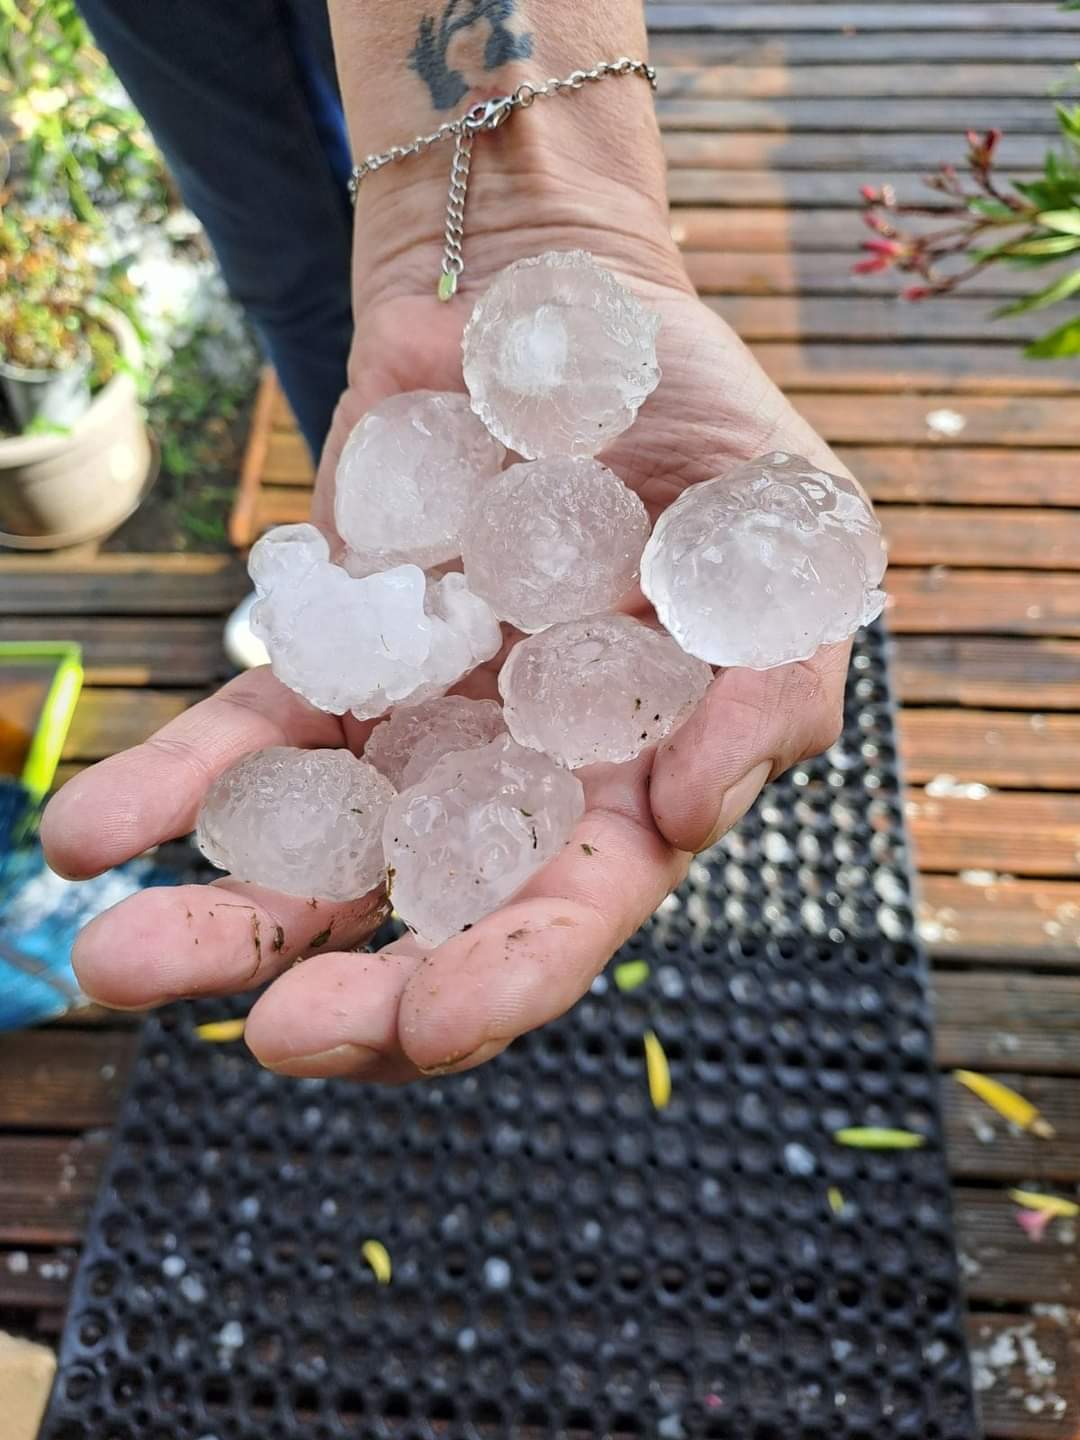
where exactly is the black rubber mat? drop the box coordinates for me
[41,623,980,1440]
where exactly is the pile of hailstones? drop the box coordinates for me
[197,250,886,947]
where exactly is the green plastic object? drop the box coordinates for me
[0,642,84,801]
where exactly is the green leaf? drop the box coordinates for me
[1003,235,1080,257]
[993,268,1080,317]
[968,198,1021,220]
[1024,316,1080,358]
[1037,210,1080,236]
[834,1128,927,1150]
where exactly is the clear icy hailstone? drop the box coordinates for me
[641,452,887,669]
[248,522,330,595]
[252,561,501,720]
[334,391,506,572]
[365,695,506,791]
[196,747,395,901]
[461,456,649,632]
[500,615,712,769]
[462,250,661,459]
[384,735,585,946]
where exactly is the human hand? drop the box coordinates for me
[43,100,855,1083]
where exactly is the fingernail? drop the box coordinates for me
[698,760,772,852]
[261,1042,380,1078]
[417,1038,506,1078]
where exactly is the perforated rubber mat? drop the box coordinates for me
[42,623,979,1440]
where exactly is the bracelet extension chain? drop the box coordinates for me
[348,57,657,301]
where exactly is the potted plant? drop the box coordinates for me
[0,204,155,548]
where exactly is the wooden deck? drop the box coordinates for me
[2,2,1080,1435]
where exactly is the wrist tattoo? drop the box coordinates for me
[409,0,533,109]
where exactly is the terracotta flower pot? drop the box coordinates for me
[0,306,155,550]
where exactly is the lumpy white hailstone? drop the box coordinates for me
[500,615,713,769]
[196,747,395,901]
[462,250,661,459]
[641,452,887,669]
[462,456,650,632]
[333,391,506,572]
[384,735,585,945]
[249,539,501,720]
[365,695,507,791]
[248,522,330,597]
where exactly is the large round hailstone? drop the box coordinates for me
[641,451,887,669]
[248,522,330,595]
[461,456,650,633]
[500,615,713,769]
[334,390,506,572]
[196,747,396,901]
[462,250,661,459]
[365,695,507,791]
[383,735,585,946]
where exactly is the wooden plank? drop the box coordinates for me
[919,875,1080,964]
[795,393,1080,448]
[0,1031,138,1131]
[907,791,1080,878]
[63,688,200,761]
[0,1247,77,1313]
[966,1311,1080,1440]
[230,366,279,549]
[708,295,1048,344]
[0,554,247,617]
[263,428,313,485]
[893,637,1080,710]
[664,130,1052,171]
[900,710,1080,790]
[645,7,1078,34]
[934,973,1080,1074]
[687,249,1055,298]
[756,343,1080,394]
[668,169,978,206]
[649,31,1075,64]
[887,570,1080,638]
[0,618,227,687]
[882,507,1080,571]
[0,1136,109,1245]
[252,487,313,532]
[944,1074,1080,1181]
[954,1188,1080,1305]
[838,448,1080,507]
[659,64,1067,100]
[657,96,1056,132]
[669,206,944,250]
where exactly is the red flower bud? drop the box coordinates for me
[853,255,890,275]
[860,183,880,203]
[864,238,903,256]
[902,284,933,301]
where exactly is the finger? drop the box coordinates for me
[396,755,688,1075]
[243,936,428,1083]
[42,667,343,880]
[649,641,851,854]
[72,877,389,1010]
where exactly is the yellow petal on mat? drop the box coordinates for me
[953,1069,1055,1138]
[614,960,650,993]
[827,1187,846,1216]
[643,1029,671,1110]
[361,1239,393,1285]
[1007,1189,1079,1219]
[833,1127,926,1150]
[194,1019,246,1043]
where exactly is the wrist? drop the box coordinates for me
[349,75,690,306]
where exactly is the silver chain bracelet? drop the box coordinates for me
[348,57,657,301]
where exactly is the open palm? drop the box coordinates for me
[43,269,852,1083]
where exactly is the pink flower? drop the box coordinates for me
[860,184,881,203]
[1016,1208,1054,1242]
